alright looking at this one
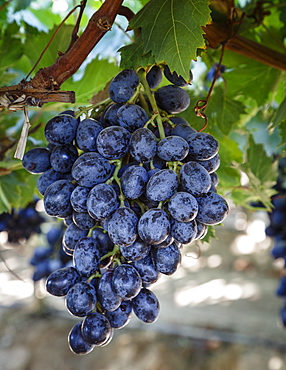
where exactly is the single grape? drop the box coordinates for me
[46,266,81,296]
[97,269,122,312]
[50,144,78,173]
[196,192,229,225]
[170,218,197,244]
[104,300,132,329]
[163,65,192,86]
[111,264,142,300]
[72,211,96,230]
[152,241,181,275]
[107,207,138,248]
[168,191,198,222]
[171,122,196,139]
[75,118,102,152]
[73,236,101,277]
[117,104,149,133]
[138,208,170,245]
[120,238,151,262]
[186,132,219,160]
[43,180,75,218]
[146,169,178,202]
[132,288,160,323]
[157,135,189,161]
[210,172,219,187]
[96,126,131,160]
[195,220,208,240]
[70,186,90,213]
[44,114,78,145]
[146,65,162,89]
[155,85,190,114]
[100,103,122,127]
[72,152,114,188]
[195,153,220,174]
[132,253,160,285]
[65,281,97,317]
[81,312,112,346]
[109,69,139,103]
[68,322,94,355]
[130,128,157,163]
[121,165,148,199]
[62,223,89,253]
[22,147,51,174]
[180,161,211,197]
[87,183,119,220]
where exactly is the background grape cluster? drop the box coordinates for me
[21,66,229,355]
[0,199,45,244]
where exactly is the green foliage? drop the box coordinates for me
[121,0,211,80]
[62,58,120,105]
[236,135,278,210]
[0,169,39,213]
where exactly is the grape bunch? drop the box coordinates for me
[22,66,229,355]
[0,199,45,243]
[264,158,286,326]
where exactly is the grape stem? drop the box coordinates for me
[138,69,165,140]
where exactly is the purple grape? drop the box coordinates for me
[155,85,190,114]
[46,266,81,297]
[73,236,101,277]
[50,144,78,173]
[44,114,78,146]
[138,208,170,245]
[131,288,160,323]
[157,135,189,161]
[109,69,139,103]
[146,65,162,89]
[75,118,102,152]
[43,180,75,218]
[96,126,131,160]
[22,147,51,174]
[68,322,94,355]
[87,183,119,220]
[65,281,97,317]
[72,152,113,188]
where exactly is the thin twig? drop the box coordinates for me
[25,5,81,81]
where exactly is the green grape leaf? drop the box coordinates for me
[222,51,283,106]
[237,135,278,210]
[271,95,286,129]
[0,22,24,72]
[205,86,246,135]
[0,169,39,213]
[24,25,74,71]
[30,8,62,30]
[62,58,120,105]
[119,34,156,71]
[123,0,211,79]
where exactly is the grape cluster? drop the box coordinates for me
[22,66,229,355]
[0,199,45,243]
[30,223,71,282]
[265,158,286,326]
